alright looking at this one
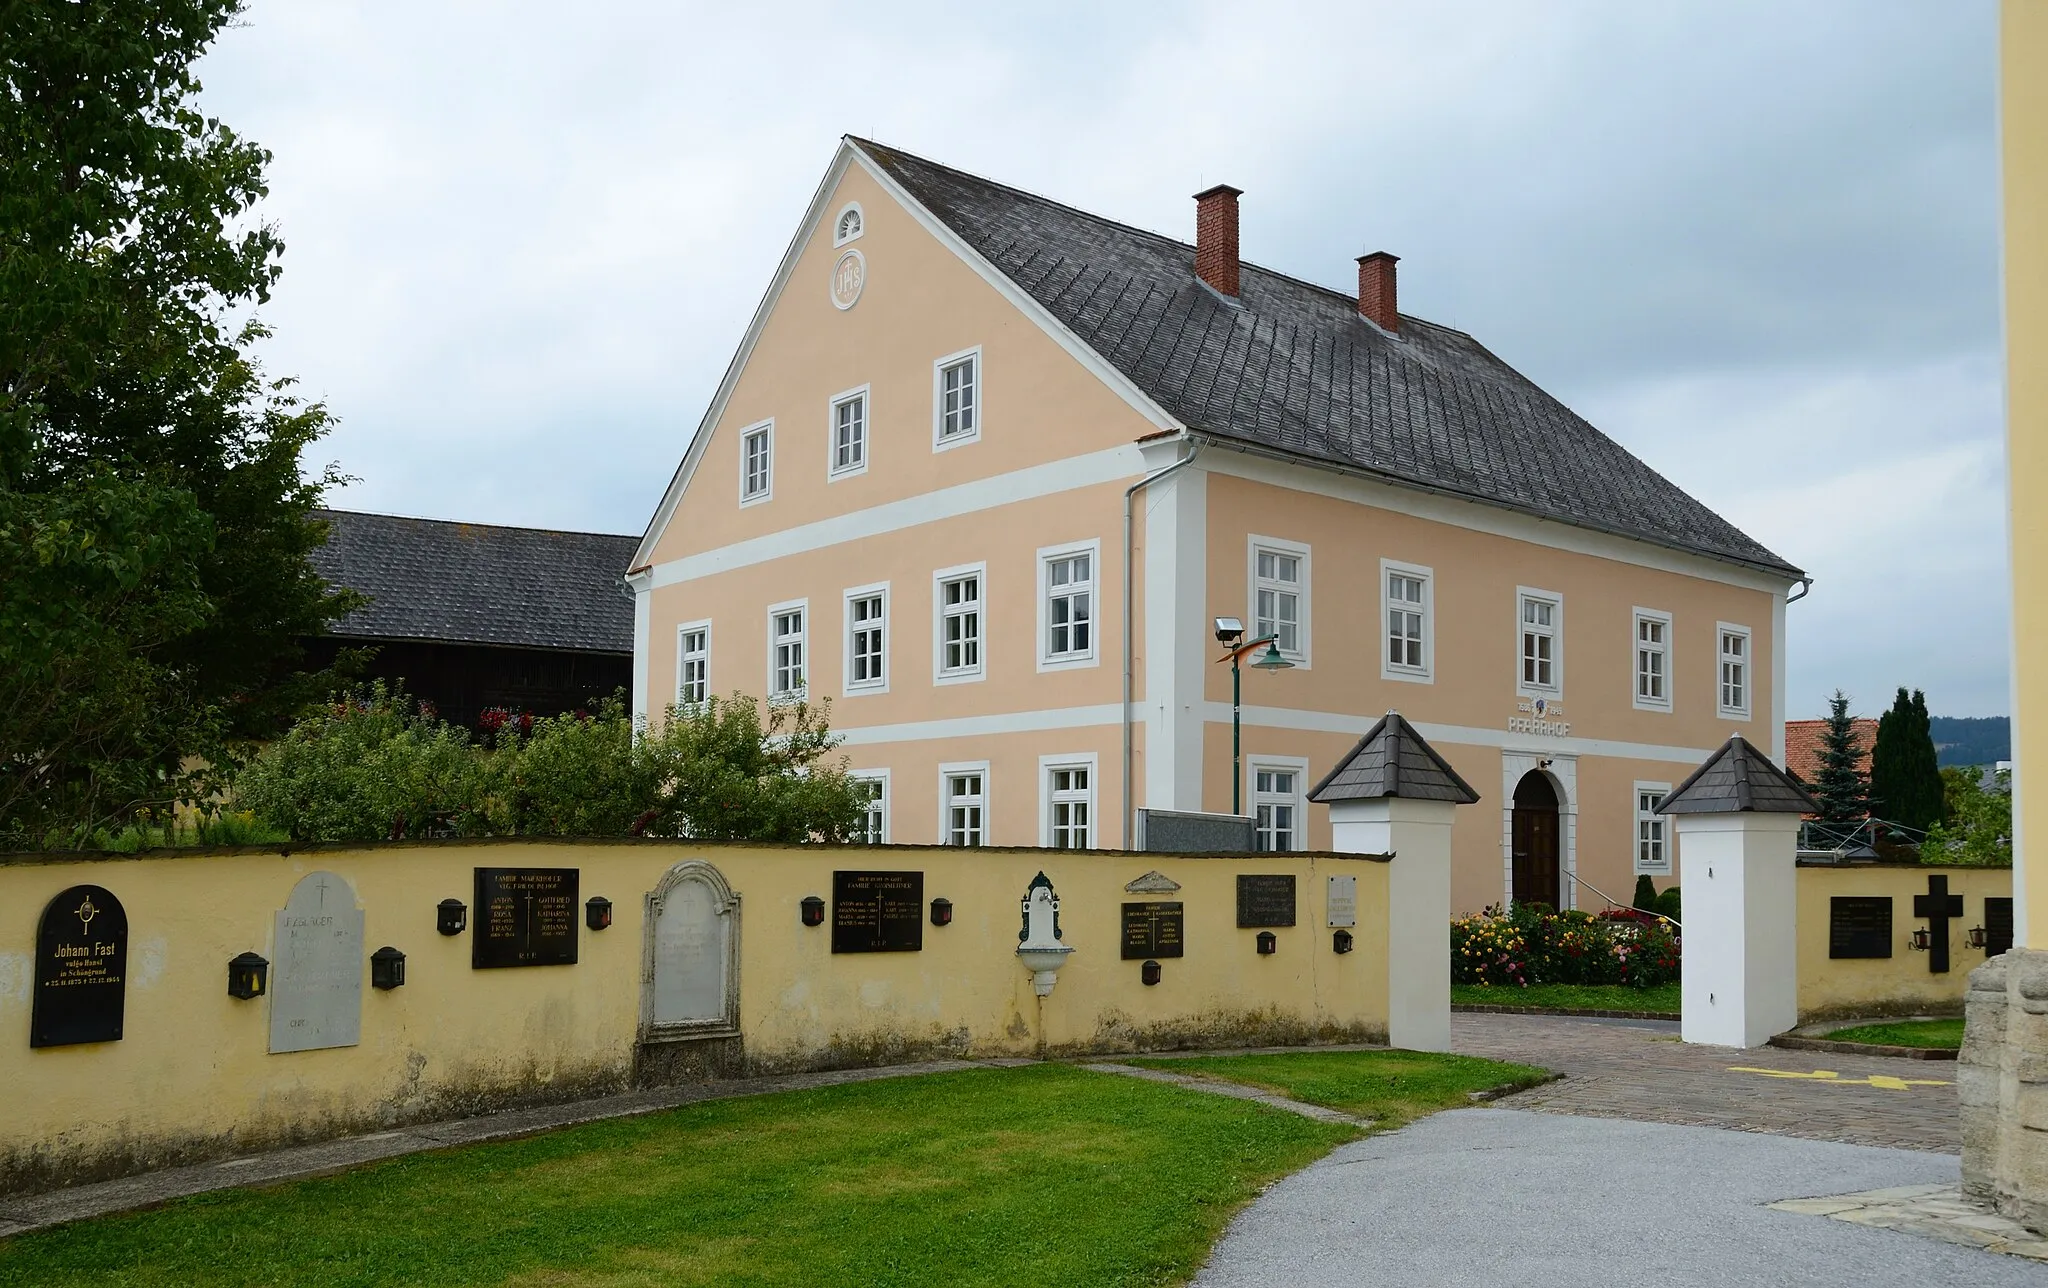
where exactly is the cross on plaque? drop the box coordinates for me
[1913,874,1966,974]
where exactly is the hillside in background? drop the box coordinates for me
[1930,715,2011,766]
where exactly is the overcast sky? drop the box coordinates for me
[196,1,2007,719]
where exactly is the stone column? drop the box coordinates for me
[1329,797,1454,1053]
[1671,812,1800,1048]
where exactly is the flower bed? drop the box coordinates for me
[1452,904,1680,989]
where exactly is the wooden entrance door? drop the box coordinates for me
[1511,771,1561,909]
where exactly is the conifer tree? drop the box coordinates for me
[1871,688,1945,834]
[1811,690,1870,826]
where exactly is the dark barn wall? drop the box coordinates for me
[301,637,631,729]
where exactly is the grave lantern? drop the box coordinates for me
[1909,927,1932,952]
[227,951,269,1000]
[1141,959,1162,986]
[929,897,954,927]
[370,946,406,990]
[800,895,826,927]
[585,896,613,931]
[1332,929,1354,955]
[1256,931,1277,956]
[436,898,467,936]
[1969,924,1990,950]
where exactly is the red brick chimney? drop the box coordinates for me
[1193,184,1243,297]
[1357,251,1399,331]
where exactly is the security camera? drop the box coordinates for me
[1214,617,1245,644]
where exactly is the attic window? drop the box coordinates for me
[834,203,864,247]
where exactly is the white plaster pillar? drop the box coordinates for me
[1141,450,1207,813]
[1329,797,1455,1052]
[1674,811,1801,1048]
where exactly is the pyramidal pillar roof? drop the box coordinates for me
[1656,735,1820,815]
[1308,713,1481,805]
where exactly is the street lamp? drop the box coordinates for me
[1216,617,1296,815]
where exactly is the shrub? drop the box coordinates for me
[1452,902,1679,990]
[1654,885,1682,923]
[1632,874,1658,911]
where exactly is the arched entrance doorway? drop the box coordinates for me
[1511,771,1561,909]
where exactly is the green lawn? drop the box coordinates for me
[0,1064,1355,1288]
[1453,983,1680,1014]
[1824,1018,1965,1050]
[1126,1049,1550,1126]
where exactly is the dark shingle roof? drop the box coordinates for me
[855,140,1799,579]
[310,510,638,653]
[1309,713,1482,805]
[1657,736,1820,815]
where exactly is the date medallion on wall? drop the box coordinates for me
[1509,697,1571,738]
[831,249,866,310]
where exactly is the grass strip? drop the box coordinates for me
[0,1064,1352,1288]
[1124,1049,1550,1127]
[1823,1017,1964,1050]
[1453,983,1680,1014]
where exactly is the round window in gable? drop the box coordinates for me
[833,203,864,247]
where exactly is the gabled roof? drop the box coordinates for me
[1657,735,1820,815]
[1783,717,1877,786]
[851,140,1800,581]
[1309,712,1482,805]
[310,509,638,654]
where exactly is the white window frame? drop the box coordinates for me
[766,598,807,701]
[841,582,889,696]
[851,768,889,844]
[1036,539,1101,671]
[1248,755,1311,854]
[1634,782,1673,876]
[832,201,865,247]
[1038,753,1099,851]
[932,561,987,685]
[1717,622,1753,721]
[939,761,990,847]
[1247,534,1312,667]
[675,619,712,708]
[1380,558,1433,683]
[932,346,983,451]
[827,384,869,481]
[1515,586,1564,698]
[1632,607,1673,713]
[737,419,774,507]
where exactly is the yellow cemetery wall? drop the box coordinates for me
[1795,863,2012,1021]
[0,841,1389,1193]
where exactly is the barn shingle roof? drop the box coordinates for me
[856,139,1799,580]
[1309,712,1482,805]
[310,510,638,654]
[1656,735,1820,815]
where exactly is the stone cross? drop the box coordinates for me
[1912,873,1966,974]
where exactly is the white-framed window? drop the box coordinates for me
[933,346,981,450]
[828,386,868,480]
[676,620,711,707]
[738,420,773,505]
[833,201,864,247]
[1381,559,1432,682]
[842,583,888,694]
[1717,623,1752,720]
[1634,783,1672,876]
[1248,535,1310,664]
[851,769,889,843]
[1632,608,1672,712]
[1516,587,1563,696]
[941,762,989,846]
[767,600,806,700]
[1037,540,1099,669]
[1249,756,1310,853]
[933,562,986,684]
[1040,754,1097,850]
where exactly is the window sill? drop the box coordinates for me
[1382,666,1433,685]
[932,430,982,454]
[934,669,985,687]
[1037,652,1099,674]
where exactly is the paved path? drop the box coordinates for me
[1192,1109,2037,1288]
[1453,1013,1958,1152]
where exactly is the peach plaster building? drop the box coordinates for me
[626,138,1806,915]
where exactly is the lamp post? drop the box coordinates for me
[1215,618,1295,815]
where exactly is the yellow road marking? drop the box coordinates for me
[1727,1067,1950,1090]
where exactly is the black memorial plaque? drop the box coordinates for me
[473,868,580,968]
[832,870,925,953]
[1237,875,1297,928]
[1829,896,1893,959]
[31,885,128,1048]
[1988,897,2015,958]
[1121,901,1185,960]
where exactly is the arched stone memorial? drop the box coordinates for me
[642,861,739,1041]
[30,885,128,1048]
[270,871,366,1054]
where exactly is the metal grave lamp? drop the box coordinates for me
[585,896,613,931]
[1969,924,1990,950]
[436,898,468,936]
[227,951,269,1000]
[800,895,826,927]
[370,946,407,990]
[1909,927,1932,952]
[1256,931,1278,956]
[930,897,954,927]
[1332,928,1355,955]
[1016,872,1074,997]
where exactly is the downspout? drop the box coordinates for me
[1123,436,1202,850]
[1786,576,1813,604]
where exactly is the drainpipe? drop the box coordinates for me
[1123,437,1201,851]
[1786,576,1813,604]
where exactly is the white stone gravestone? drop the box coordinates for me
[269,871,365,1054]
[1327,875,1357,928]
[643,861,739,1040]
